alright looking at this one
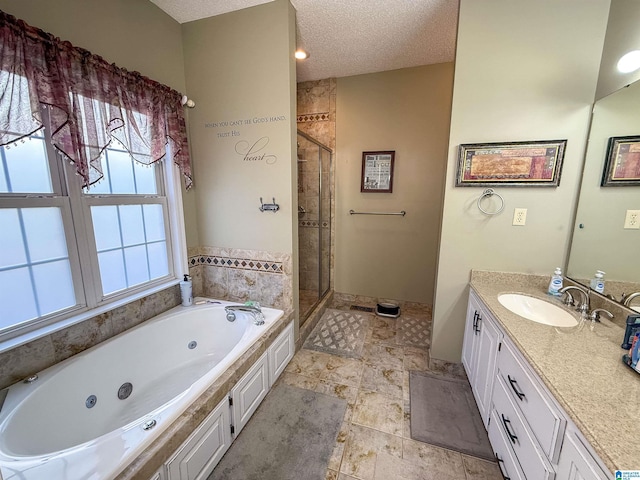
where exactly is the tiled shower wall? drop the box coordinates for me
[188,246,293,313]
[297,78,336,293]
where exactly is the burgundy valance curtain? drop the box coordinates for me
[0,10,192,189]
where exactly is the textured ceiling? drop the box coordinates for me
[149,0,459,82]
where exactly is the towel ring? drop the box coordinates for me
[477,188,504,216]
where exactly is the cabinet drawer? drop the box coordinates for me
[488,408,526,480]
[498,339,565,461]
[492,375,555,480]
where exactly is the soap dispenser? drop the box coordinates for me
[590,270,605,294]
[548,267,563,296]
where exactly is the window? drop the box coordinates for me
[0,115,182,341]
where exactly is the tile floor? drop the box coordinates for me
[276,307,502,480]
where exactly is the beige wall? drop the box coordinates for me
[431,0,609,362]
[182,0,297,255]
[0,0,200,249]
[335,64,454,304]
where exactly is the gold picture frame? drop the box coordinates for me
[456,140,566,187]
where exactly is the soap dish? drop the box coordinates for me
[621,354,640,376]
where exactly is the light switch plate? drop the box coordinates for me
[513,208,527,226]
[624,210,640,229]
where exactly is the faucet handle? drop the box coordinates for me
[589,308,613,323]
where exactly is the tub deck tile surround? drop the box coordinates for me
[469,270,637,474]
[0,285,181,391]
[114,310,295,480]
[279,305,499,480]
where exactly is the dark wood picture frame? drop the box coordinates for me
[456,140,566,187]
[601,135,640,187]
[361,151,395,193]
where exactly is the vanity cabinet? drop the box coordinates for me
[556,431,610,480]
[165,396,232,480]
[462,290,502,427]
[162,320,295,480]
[464,291,610,480]
[268,321,294,387]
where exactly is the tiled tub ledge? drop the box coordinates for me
[115,309,294,480]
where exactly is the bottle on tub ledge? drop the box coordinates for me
[589,270,605,294]
[180,274,193,306]
[547,267,563,296]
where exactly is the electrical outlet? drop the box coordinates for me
[624,209,640,229]
[513,208,527,226]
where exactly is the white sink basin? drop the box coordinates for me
[497,293,578,327]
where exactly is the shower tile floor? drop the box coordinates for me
[277,308,502,480]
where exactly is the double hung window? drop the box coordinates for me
[0,114,179,341]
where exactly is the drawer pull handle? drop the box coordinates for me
[473,312,482,335]
[507,375,526,401]
[501,414,518,444]
[495,454,511,480]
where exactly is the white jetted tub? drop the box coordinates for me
[0,299,283,480]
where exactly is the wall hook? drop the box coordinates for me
[259,197,280,213]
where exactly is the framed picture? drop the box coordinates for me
[601,135,640,187]
[361,151,395,193]
[456,140,566,187]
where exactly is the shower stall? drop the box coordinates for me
[297,130,332,323]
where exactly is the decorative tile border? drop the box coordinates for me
[299,220,330,228]
[297,112,330,123]
[188,255,284,274]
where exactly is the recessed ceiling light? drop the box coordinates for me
[295,49,309,60]
[617,50,640,73]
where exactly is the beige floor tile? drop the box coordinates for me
[325,469,339,480]
[340,424,403,480]
[362,343,404,369]
[462,455,502,479]
[402,438,466,478]
[361,363,403,398]
[403,401,411,439]
[277,371,319,390]
[337,474,360,480]
[403,346,430,371]
[373,452,460,480]
[403,370,410,402]
[327,420,350,471]
[323,355,365,386]
[316,379,360,406]
[285,348,332,377]
[369,326,397,345]
[352,390,404,436]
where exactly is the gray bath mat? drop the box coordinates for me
[209,384,347,480]
[303,308,367,359]
[409,371,493,460]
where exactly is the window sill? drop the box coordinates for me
[0,278,181,355]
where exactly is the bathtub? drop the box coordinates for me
[0,298,284,480]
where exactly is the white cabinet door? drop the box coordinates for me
[472,310,501,427]
[556,431,609,480]
[462,290,483,384]
[165,396,231,480]
[231,350,269,436]
[268,321,294,387]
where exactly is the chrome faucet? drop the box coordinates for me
[622,292,640,308]
[225,305,265,325]
[560,285,590,313]
[588,308,613,323]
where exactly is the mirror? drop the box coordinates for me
[566,0,640,310]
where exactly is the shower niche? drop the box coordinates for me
[297,130,332,323]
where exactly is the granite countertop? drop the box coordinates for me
[469,271,639,474]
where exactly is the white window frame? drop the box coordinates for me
[0,111,187,352]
